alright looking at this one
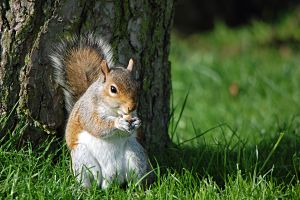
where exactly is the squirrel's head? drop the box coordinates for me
[100,59,138,116]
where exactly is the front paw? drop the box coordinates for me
[115,117,131,132]
[130,117,141,130]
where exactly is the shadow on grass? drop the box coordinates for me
[153,120,300,188]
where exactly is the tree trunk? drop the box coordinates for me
[0,0,174,153]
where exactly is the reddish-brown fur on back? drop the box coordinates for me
[65,104,82,149]
[65,48,103,101]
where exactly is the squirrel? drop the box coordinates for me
[50,33,150,188]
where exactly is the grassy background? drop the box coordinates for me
[1,8,300,199]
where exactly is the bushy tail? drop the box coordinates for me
[50,33,114,113]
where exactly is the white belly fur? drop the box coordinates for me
[76,130,135,186]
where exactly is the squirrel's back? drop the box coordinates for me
[50,34,114,112]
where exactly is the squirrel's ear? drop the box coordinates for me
[127,58,134,71]
[100,60,110,82]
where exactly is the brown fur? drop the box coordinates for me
[66,102,116,149]
[102,70,138,113]
[65,48,104,101]
[64,52,138,149]
[65,104,82,149]
[82,111,115,138]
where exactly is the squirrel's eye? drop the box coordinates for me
[110,85,117,94]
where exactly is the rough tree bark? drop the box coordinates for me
[0,0,174,153]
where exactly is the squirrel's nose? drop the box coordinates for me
[127,104,136,113]
[123,102,136,114]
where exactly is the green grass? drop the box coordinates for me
[1,9,300,199]
[171,21,300,145]
[0,137,300,199]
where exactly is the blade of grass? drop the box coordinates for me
[258,132,285,175]
[178,123,227,146]
[171,89,190,140]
